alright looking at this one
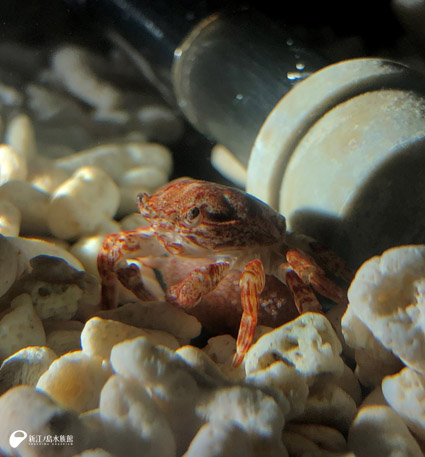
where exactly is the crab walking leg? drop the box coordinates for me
[97,227,162,309]
[286,249,348,305]
[280,263,322,314]
[116,259,165,302]
[232,259,265,367]
[308,240,354,282]
[167,261,231,308]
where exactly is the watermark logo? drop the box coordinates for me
[9,430,74,448]
[9,430,27,448]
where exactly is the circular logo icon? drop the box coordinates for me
[9,430,27,448]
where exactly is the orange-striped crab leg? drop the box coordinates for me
[97,228,164,309]
[285,249,348,307]
[308,241,354,283]
[232,259,265,367]
[280,262,322,314]
[166,262,230,308]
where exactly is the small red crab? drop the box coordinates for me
[98,178,352,366]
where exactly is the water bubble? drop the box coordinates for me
[296,62,305,70]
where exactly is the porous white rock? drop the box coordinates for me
[295,382,358,433]
[348,405,423,457]
[175,345,232,385]
[346,245,425,374]
[36,350,112,413]
[0,294,46,362]
[283,423,348,456]
[382,366,425,441]
[110,337,286,457]
[99,374,176,457]
[336,363,363,406]
[246,361,307,420]
[198,385,286,457]
[26,280,82,320]
[342,305,403,387]
[202,334,244,381]
[245,312,344,383]
[182,421,256,457]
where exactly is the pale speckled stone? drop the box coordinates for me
[0,294,46,362]
[37,350,112,413]
[0,346,57,395]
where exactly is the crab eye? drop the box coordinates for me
[185,206,201,225]
[137,192,151,216]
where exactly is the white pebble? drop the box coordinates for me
[0,294,46,362]
[100,374,176,457]
[0,180,51,235]
[0,144,27,185]
[117,184,149,217]
[26,83,86,122]
[37,350,112,413]
[81,316,180,360]
[46,330,81,356]
[0,200,21,236]
[26,280,82,320]
[70,235,105,279]
[0,235,20,297]
[4,113,37,160]
[51,45,122,111]
[0,346,57,395]
[6,236,84,272]
[97,301,201,343]
[0,386,85,456]
[93,109,130,124]
[56,142,173,180]
[119,212,149,231]
[48,166,120,240]
[137,104,184,143]
[95,217,121,236]
[0,80,24,106]
[118,165,168,190]
[183,421,254,457]
[211,144,247,188]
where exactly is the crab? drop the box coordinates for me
[98,178,352,366]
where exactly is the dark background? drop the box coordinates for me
[0,0,418,182]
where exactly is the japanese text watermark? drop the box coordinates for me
[9,430,74,449]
